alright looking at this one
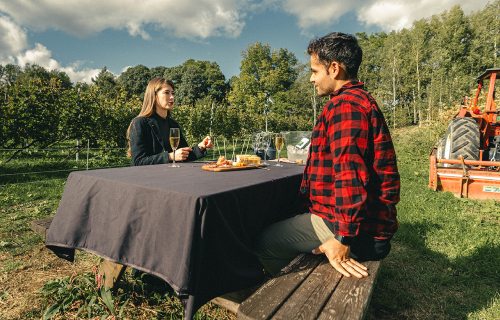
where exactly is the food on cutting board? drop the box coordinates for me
[206,155,262,169]
[216,156,233,167]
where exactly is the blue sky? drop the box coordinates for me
[0,0,489,84]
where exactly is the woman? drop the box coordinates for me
[127,77,212,166]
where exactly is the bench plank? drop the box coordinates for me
[239,255,382,320]
[212,285,261,314]
[30,217,54,238]
[271,258,342,320]
[238,254,324,320]
[317,260,381,320]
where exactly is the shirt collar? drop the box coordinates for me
[330,80,364,98]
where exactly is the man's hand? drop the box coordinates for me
[312,237,368,278]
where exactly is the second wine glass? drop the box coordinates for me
[274,133,284,167]
[169,128,180,168]
[262,138,270,165]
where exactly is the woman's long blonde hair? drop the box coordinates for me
[126,77,175,158]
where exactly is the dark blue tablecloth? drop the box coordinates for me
[46,162,304,318]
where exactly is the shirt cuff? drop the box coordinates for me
[163,151,170,163]
[192,145,207,159]
[322,218,359,238]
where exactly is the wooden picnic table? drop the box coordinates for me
[43,161,305,319]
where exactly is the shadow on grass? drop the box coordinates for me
[367,221,500,320]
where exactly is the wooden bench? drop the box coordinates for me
[237,254,381,320]
[32,218,381,319]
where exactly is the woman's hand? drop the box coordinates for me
[198,136,213,151]
[168,147,192,161]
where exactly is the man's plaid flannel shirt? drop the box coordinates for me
[300,81,400,240]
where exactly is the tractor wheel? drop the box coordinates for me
[443,118,480,165]
[436,137,445,159]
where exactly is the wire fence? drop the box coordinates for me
[0,141,130,187]
[0,136,267,188]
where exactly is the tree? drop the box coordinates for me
[118,64,151,99]
[229,42,298,114]
[469,1,500,73]
[150,66,167,78]
[164,59,227,105]
[49,69,72,88]
[0,64,22,87]
[92,66,118,97]
[16,63,72,88]
[175,66,205,106]
[272,62,323,126]
[356,31,387,93]
[163,65,184,86]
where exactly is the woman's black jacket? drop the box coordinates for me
[129,115,206,166]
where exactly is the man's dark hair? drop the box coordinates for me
[308,32,362,79]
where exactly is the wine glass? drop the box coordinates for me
[274,133,284,167]
[253,138,260,156]
[169,128,180,168]
[262,137,270,165]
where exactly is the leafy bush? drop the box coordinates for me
[40,265,128,319]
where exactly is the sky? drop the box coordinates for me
[0,0,491,84]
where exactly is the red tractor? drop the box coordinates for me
[429,68,500,199]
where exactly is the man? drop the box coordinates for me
[254,32,400,278]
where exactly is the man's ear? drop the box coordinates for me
[328,61,341,79]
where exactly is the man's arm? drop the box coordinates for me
[315,100,371,277]
[329,101,371,237]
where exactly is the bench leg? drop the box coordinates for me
[99,259,126,289]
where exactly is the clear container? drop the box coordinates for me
[284,131,312,163]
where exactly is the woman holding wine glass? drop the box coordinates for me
[127,77,213,166]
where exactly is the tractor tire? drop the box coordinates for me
[443,118,480,164]
[436,137,445,159]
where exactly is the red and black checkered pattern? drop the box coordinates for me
[300,81,400,240]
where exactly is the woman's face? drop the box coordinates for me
[155,83,175,111]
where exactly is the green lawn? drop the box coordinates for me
[1,127,499,319]
[368,127,500,320]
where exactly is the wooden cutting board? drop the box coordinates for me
[202,164,265,172]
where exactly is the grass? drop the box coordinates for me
[1,128,499,319]
[367,127,500,320]
[0,144,131,186]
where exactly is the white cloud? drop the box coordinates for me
[357,0,491,31]
[276,0,491,32]
[0,13,28,64]
[0,0,247,40]
[0,13,102,84]
[16,43,101,84]
[1,0,493,85]
[281,0,363,30]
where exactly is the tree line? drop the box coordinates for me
[357,2,500,127]
[1,1,499,160]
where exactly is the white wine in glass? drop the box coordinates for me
[170,136,180,150]
[274,135,284,167]
[169,128,180,167]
